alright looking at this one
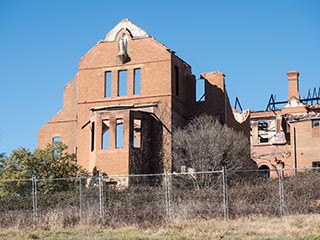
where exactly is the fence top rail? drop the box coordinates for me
[229,167,320,173]
[106,173,165,178]
[1,167,320,182]
[0,171,223,182]
[36,177,79,182]
[170,170,224,176]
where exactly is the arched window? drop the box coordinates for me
[258,165,270,178]
[52,136,61,158]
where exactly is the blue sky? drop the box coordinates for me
[1,0,319,155]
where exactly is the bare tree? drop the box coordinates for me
[172,114,254,173]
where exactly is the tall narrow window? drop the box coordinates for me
[133,119,141,148]
[91,122,95,152]
[196,79,205,102]
[118,70,127,96]
[133,68,141,95]
[102,120,110,149]
[116,119,124,148]
[52,136,61,158]
[174,66,179,96]
[105,71,112,98]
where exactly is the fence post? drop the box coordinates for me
[279,173,285,216]
[165,171,171,220]
[98,172,104,222]
[79,173,83,223]
[32,176,38,225]
[222,167,229,220]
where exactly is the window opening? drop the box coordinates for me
[133,119,141,148]
[312,119,320,128]
[105,71,112,98]
[118,70,127,96]
[196,79,205,102]
[312,161,320,168]
[102,120,110,149]
[134,68,141,95]
[258,121,268,130]
[52,136,61,143]
[91,122,95,152]
[258,120,269,143]
[174,66,179,96]
[258,165,270,178]
[52,136,61,158]
[259,137,269,143]
[116,119,124,148]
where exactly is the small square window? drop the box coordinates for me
[312,119,320,128]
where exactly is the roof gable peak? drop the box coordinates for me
[105,18,149,41]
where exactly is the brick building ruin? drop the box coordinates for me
[251,71,320,177]
[38,19,250,176]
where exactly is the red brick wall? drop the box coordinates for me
[39,22,249,176]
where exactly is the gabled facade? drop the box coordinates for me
[251,71,320,177]
[38,19,249,176]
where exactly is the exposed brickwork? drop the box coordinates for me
[251,71,320,177]
[38,19,249,176]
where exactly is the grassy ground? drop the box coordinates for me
[1,214,320,240]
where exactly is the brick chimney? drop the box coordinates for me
[287,71,300,100]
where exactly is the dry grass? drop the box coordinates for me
[1,214,320,240]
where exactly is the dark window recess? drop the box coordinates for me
[312,119,320,128]
[260,137,269,143]
[105,71,112,98]
[312,161,320,168]
[91,122,95,152]
[258,121,268,130]
[174,66,179,96]
[258,165,270,178]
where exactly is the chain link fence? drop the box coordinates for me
[1,168,320,228]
